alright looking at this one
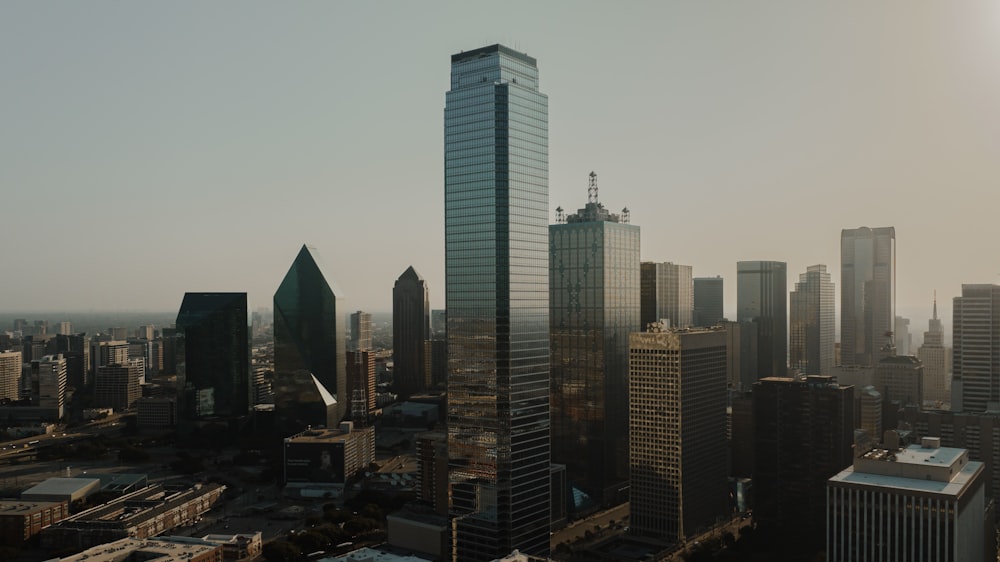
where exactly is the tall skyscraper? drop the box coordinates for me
[393,266,430,398]
[273,245,347,428]
[628,327,728,543]
[95,360,143,411]
[874,354,923,407]
[841,226,895,366]
[640,262,693,329]
[753,376,854,553]
[952,284,1000,413]
[789,264,835,375]
[693,276,724,327]
[918,294,948,404]
[737,260,787,378]
[175,293,250,422]
[894,316,912,356]
[349,311,372,352]
[550,173,640,508]
[445,44,550,560]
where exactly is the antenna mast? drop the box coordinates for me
[588,171,598,204]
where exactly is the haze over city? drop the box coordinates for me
[4,1,999,335]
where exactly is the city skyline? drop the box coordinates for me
[3,3,999,335]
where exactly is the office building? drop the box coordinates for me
[424,339,447,387]
[349,310,372,352]
[753,376,854,552]
[283,422,375,494]
[629,327,728,543]
[175,293,250,421]
[841,227,896,366]
[0,350,21,402]
[953,284,1000,413]
[89,340,128,379]
[919,295,948,405]
[827,438,987,561]
[393,266,430,397]
[857,385,883,442]
[347,349,376,423]
[640,262,693,329]
[56,321,72,336]
[417,430,450,515]
[789,264,835,375]
[273,245,347,427]
[445,44,550,560]
[737,260,787,378]
[31,354,67,420]
[94,360,143,412]
[874,354,923,407]
[136,325,155,341]
[693,276,724,327]
[55,333,88,389]
[550,173,639,508]
[895,316,912,356]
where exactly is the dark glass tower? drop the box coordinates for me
[393,265,430,398]
[273,245,347,428]
[693,276,724,327]
[445,44,550,561]
[175,292,250,421]
[550,175,639,508]
[753,375,854,554]
[737,261,788,378]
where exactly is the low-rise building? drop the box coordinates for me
[283,422,375,497]
[0,500,69,545]
[201,532,262,561]
[21,477,101,504]
[136,396,176,427]
[57,536,223,562]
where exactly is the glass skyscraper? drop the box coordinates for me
[840,226,895,366]
[737,260,788,378]
[550,179,639,508]
[273,245,347,429]
[445,44,550,561]
[789,264,835,375]
[175,292,250,422]
[393,265,430,398]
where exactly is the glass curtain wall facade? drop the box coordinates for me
[550,189,640,509]
[175,293,250,422]
[640,262,693,330]
[445,44,550,561]
[841,227,895,366]
[273,245,347,429]
[693,276,724,327]
[789,264,835,375]
[737,261,788,378]
[393,266,430,398]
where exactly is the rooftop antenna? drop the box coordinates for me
[933,290,937,320]
[622,207,630,224]
[588,171,598,204]
[556,206,565,224]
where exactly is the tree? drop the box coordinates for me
[262,541,300,562]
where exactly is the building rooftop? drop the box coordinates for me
[321,546,434,562]
[0,500,65,514]
[58,536,220,562]
[21,478,100,498]
[285,424,371,444]
[831,439,983,497]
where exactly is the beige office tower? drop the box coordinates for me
[953,284,1000,413]
[789,264,835,375]
[919,294,948,405]
[841,227,895,367]
[628,326,728,543]
[0,350,22,401]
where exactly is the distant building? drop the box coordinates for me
[393,266,430,397]
[56,322,72,336]
[551,174,640,508]
[347,349,376,423]
[274,245,347,427]
[827,438,987,562]
[55,334,88,388]
[0,500,68,546]
[94,360,143,412]
[895,316,912,356]
[641,262,693,329]
[919,295,948,404]
[349,310,372,352]
[753,376,854,552]
[841,226,895,367]
[135,396,176,428]
[417,431,449,515]
[0,350,21,401]
[175,293,250,422]
[874,354,923,407]
[423,339,447,388]
[629,327,728,543]
[693,276,724,327]
[789,264,835,375]
[32,354,67,420]
[737,260,787,378]
[856,385,883,443]
[89,340,129,380]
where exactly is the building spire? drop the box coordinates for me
[933,290,937,320]
[588,171,598,204]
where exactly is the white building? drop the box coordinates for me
[827,437,987,561]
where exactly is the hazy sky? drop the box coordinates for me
[3,2,999,338]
